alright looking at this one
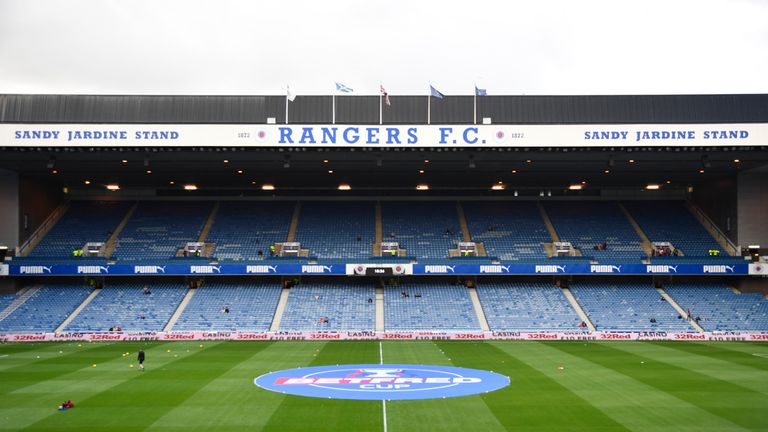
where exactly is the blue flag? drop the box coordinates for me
[335,82,353,93]
[475,86,487,96]
[430,85,444,99]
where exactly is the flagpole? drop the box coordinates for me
[473,87,477,125]
[285,87,289,125]
[332,91,336,125]
[427,92,431,125]
[379,92,383,125]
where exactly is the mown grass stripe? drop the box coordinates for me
[495,341,750,432]
[650,341,768,371]
[544,341,768,430]
[143,341,312,431]
[20,341,272,432]
[0,341,190,430]
[0,342,133,395]
[437,341,631,432]
[383,341,508,432]
[610,342,768,396]
[262,341,382,432]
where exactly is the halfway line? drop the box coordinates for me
[379,341,388,432]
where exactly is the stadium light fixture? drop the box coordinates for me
[733,159,741,163]
[84,180,91,185]
[646,184,661,190]
[338,183,351,191]
[416,184,429,191]
[491,184,506,191]
[261,184,275,191]
[121,159,128,164]
[568,184,583,190]
[106,184,120,191]
[184,184,198,191]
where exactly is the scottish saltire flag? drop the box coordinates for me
[380,85,391,106]
[475,86,487,96]
[430,85,444,99]
[286,85,296,102]
[335,82,354,93]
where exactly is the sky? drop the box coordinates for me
[0,0,766,96]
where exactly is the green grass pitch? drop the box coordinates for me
[1,340,767,431]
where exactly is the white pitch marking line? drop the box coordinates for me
[380,341,388,432]
[752,353,768,358]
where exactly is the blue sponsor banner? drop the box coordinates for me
[412,263,749,275]
[6,262,748,276]
[254,364,510,400]
[8,263,346,276]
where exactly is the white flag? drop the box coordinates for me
[286,86,296,102]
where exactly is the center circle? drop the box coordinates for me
[254,364,510,400]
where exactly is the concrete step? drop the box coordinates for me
[0,286,41,322]
[467,287,490,331]
[375,287,385,331]
[561,287,596,331]
[56,288,102,332]
[656,287,705,333]
[163,287,197,332]
[287,202,301,242]
[270,287,291,331]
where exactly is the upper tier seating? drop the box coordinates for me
[623,201,722,256]
[294,202,375,259]
[30,201,133,257]
[382,202,463,259]
[0,285,93,332]
[544,201,644,261]
[464,201,551,260]
[112,202,212,261]
[477,282,582,330]
[570,282,694,332]
[65,283,187,332]
[664,284,768,331]
[384,283,481,331]
[174,282,281,331]
[207,201,294,261]
[279,282,375,331]
[649,256,748,265]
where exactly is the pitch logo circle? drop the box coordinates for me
[254,364,510,400]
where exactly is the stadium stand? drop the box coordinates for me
[464,201,551,260]
[112,202,212,261]
[279,282,375,331]
[544,201,644,261]
[294,202,375,259]
[382,202,463,259]
[206,201,294,261]
[0,285,93,332]
[30,201,133,257]
[174,281,281,331]
[664,284,768,331]
[476,282,582,330]
[569,282,694,331]
[65,282,187,332]
[649,256,748,265]
[383,283,481,330]
[0,292,16,312]
[622,201,721,256]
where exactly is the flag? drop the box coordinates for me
[335,82,353,93]
[286,85,296,102]
[430,85,444,99]
[380,85,390,106]
[475,86,487,96]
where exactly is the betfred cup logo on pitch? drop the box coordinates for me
[254,364,510,400]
